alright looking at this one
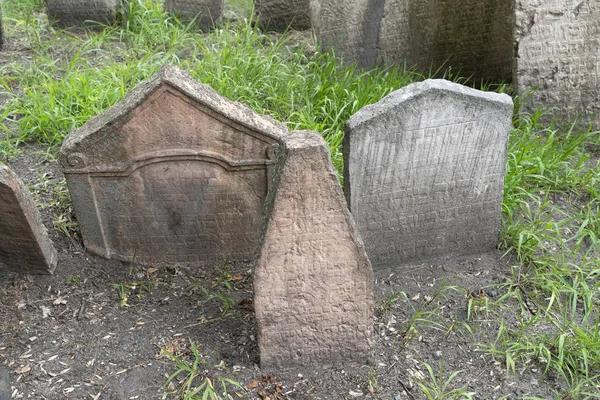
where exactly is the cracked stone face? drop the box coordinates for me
[344,79,513,268]
[515,0,600,126]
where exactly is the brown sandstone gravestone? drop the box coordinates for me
[318,0,514,80]
[60,66,286,267]
[255,0,313,31]
[515,0,600,126]
[255,130,373,369]
[344,79,513,268]
[46,0,121,27]
[61,66,373,368]
[0,164,57,274]
[164,0,224,31]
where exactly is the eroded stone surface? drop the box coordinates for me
[255,0,312,31]
[0,164,57,275]
[344,79,513,268]
[46,0,121,27]
[164,0,224,30]
[515,0,600,125]
[255,130,373,369]
[318,0,513,80]
[60,66,287,267]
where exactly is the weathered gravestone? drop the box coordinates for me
[46,0,121,27]
[255,131,373,369]
[515,0,600,125]
[317,0,514,80]
[0,0,4,51]
[344,79,513,268]
[60,66,373,368]
[255,0,313,31]
[164,0,224,31]
[0,164,58,274]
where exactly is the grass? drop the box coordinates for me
[2,0,600,398]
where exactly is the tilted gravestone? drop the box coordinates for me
[344,79,513,268]
[0,164,58,274]
[46,0,121,27]
[255,131,373,368]
[61,66,373,368]
[255,0,313,31]
[164,0,224,31]
[318,0,514,81]
[515,0,600,125]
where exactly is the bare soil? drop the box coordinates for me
[0,145,564,400]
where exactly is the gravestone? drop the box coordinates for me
[344,79,513,268]
[164,0,224,31]
[0,0,3,51]
[61,66,374,368]
[0,164,58,274]
[255,0,312,31]
[60,66,286,267]
[515,0,600,125]
[318,0,514,81]
[46,0,121,27]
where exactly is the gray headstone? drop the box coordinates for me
[255,130,373,369]
[0,0,4,51]
[515,0,600,126]
[255,0,312,31]
[318,0,514,80]
[0,366,10,400]
[0,164,58,275]
[60,66,286,267]
[344,79,513,267]
[164,0,224,31]
[46,0,121,27]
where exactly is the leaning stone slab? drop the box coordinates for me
[0,164,57,274]
[164,0,224,31]
[318,0,514,80]
[60,66,287,267]
[255,130,373,369]
[515,0,600,125]
[255,0,313,31]
[344,79,513,268]
[46,0,121,27]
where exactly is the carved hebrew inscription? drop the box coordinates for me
[516,0,600,124]
[61,75,280,267]
[0,164,57,274]
[345,80,513,267]
[255,132,373,368]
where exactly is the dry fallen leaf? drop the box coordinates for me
[53,297,67,306]
[15,365,31,374]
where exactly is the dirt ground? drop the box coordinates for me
[0,145,564,400]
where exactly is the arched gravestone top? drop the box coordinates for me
[344,79,513,268]
[46,0,121,28]
[0,164,58,275]
[60,66,289,267]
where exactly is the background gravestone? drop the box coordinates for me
[515,0,600,126]
[255,131,373,369]
[318,0,514,80]
[344,80,513,268]
[255,0,312,31]
[164,0,224,31]
[46,0,121,27]
[0,164,57,275]
[0,0,3,51]
[60,67,287,267]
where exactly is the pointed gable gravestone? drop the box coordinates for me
[60,67,285,267]
[46,0,121,28]
[61,66,373,369]
[255,131,373,369]
[0,164,57,274]
[255,0,313,31]
[317,0,514,80]
[344,80,513,268]
[164,0,224,31]
[515,0,600,125]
